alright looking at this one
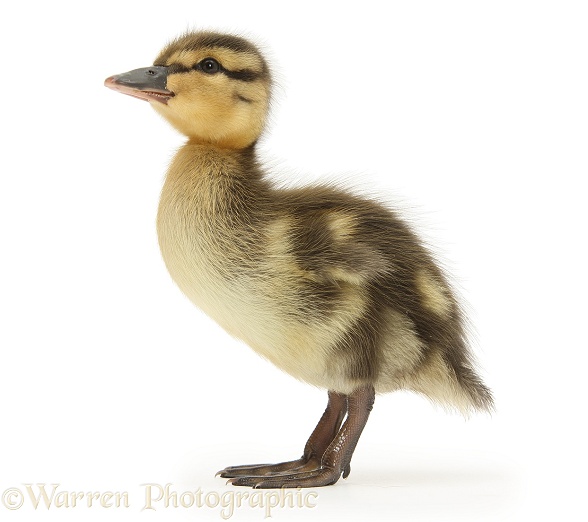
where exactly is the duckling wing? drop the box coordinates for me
[269,185,418,288]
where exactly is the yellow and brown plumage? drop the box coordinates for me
[105,31,493,488]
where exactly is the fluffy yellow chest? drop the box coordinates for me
[156,156,262,342]
[154,145,363,393]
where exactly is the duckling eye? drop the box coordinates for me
[199,58,221,74]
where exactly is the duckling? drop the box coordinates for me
[104,31,493,488]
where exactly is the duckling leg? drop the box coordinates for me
[225,385,375,488]
[217,390,347,479]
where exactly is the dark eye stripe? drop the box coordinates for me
[222,69,260,82]
[167,63,190,74]
[164,62,260,82]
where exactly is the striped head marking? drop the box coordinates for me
[105,31,272,149]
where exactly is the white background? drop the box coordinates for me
[1,1,587,520]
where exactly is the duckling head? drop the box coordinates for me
[105,31,271,149]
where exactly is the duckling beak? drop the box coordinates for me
[104,66,174,104]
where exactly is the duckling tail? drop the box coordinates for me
[408,344,494,417]
[452,362,495,414]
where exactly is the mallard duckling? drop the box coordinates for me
[104,31,493,488]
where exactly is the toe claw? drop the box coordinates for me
[342,463,351,479]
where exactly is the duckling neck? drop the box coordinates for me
[159,140,269,217]
[156,139,270,329]
[165,139,264,183]
[156,139,270,268]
